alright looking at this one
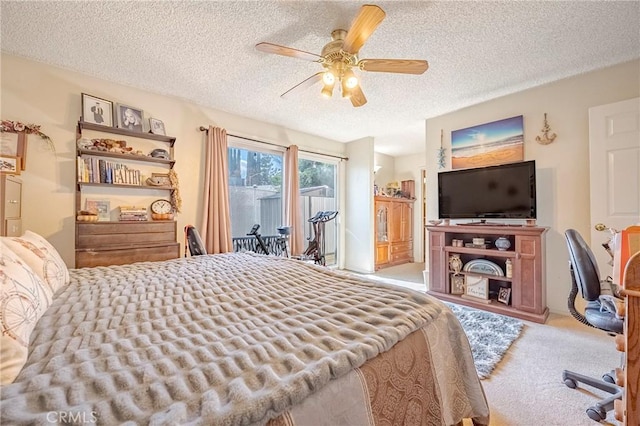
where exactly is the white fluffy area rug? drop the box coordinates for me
[446,302,524,379]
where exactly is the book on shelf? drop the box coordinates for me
[119,215,148,221]
[77,157,142,185]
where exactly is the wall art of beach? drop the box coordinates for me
[451,115,524,169]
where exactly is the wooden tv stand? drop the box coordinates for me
[426,224,549,323]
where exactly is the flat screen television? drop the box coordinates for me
[438,160,536,219]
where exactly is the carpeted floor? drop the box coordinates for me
[362,262,620,426]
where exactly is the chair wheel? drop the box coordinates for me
[586,406,606,421]
[602,373,615,384]
[564,378,577,389]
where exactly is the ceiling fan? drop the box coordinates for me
[255,4,429,107]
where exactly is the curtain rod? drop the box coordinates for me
[198,126,348,161]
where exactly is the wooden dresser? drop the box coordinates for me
[375,196,414,270]
[1,174,22,237]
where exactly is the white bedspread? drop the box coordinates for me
[0,253,487,425]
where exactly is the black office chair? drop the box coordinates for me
[184,225,207,256]
[563,229,624,422]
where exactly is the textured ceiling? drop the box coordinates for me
[1,1,639,156]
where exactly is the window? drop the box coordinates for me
[298,156,338,265]
[227,139,340,266]
[228,144,283,238]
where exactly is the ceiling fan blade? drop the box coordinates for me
[281,72,324,98]
[350,85,367,107]
[256,42,322,62]
[358,59,429,74]
[342,5,386,54]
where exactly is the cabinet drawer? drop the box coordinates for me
[76,221,175,235]
[391,252,413,263]
[76,242,180,268]
[391,241,412,253]
[76,221,176,249]
[4,219,21,237]
[3,177,21,218]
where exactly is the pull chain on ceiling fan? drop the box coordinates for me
[256,4,429,107]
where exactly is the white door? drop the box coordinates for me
[589,97,640,278]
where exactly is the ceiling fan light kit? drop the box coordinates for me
[255,4,428,107]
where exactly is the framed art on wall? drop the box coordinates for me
[81,93,114,127]
[116,104,144,132]
[451,115,524,169]
[0,131,27,170]
[0,155,20,175]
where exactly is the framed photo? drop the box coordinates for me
[116,104,144,132]
[451,274,465,295]
[0,155,20,175]
[81,93,114,127]
[85,199,111,221]
[498,287,512,305]
[0,131,27,170]
[149,118,166,136]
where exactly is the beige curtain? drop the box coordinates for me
[200,126,233,253]
[284,145,304,256]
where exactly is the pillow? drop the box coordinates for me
[0,241,52,384]
[2,230,70,294]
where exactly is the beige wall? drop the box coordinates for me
[1,54,347,266]
[423,59,640,314]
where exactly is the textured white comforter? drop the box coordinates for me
[0,253,488,425]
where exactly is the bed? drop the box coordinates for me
[1,236,489,425]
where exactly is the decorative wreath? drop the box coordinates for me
[1,120,54,151]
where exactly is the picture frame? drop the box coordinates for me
[0,155,20,175]
[498,287,512,305]
[81,93,114,127]
[85,199,111,221]
[149,118,166,136]
[464,274,489,300]
[451,115,524,169]
[116,104,144,132]
[451,274,465,295]
[0,131,27,170]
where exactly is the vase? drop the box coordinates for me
[495,236,511,251]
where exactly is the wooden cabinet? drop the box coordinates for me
[74,121,179,268]
[426,224,548,323]
[375,196,414,270]
[616,250,639,425]
[1,175,22,236]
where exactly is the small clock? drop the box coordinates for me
[150,199,173,220]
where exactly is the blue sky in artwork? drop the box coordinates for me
[451,116,523,148]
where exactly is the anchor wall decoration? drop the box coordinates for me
[535,113,557,145]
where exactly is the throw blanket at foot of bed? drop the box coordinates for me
[1,253,489,425]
